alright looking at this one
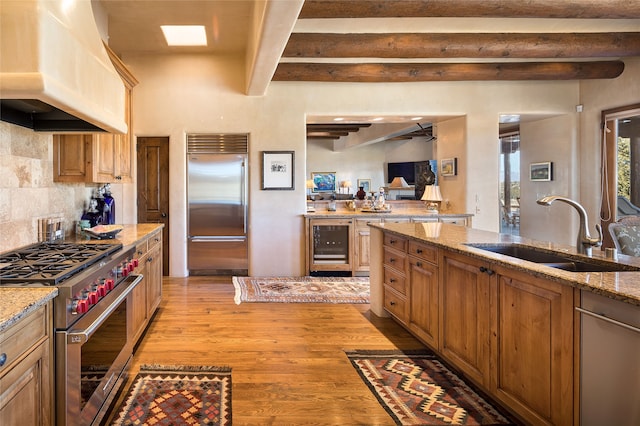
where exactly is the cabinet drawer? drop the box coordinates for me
[384,267,407,295]
[135,240,148,258]
[148,231,162,249]
[384,287,408,323]
[384,247,407,272]
[408,241,438,265]
[0,305,47,375]
[384,217,411,224]
[384,233,407,251]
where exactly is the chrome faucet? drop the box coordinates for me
[536,195,602,256]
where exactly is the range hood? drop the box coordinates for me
[0,0,126,133]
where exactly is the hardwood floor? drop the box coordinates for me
[108,276,426,425]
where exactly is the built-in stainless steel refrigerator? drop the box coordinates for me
[187,134,248,274]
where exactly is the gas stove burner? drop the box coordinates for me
[0,241,123,286]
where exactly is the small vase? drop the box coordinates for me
[356,186,366,200]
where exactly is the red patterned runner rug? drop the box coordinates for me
[346,350,516,425]
[110,365,232,425]
[232,276,370,304]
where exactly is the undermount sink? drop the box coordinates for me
[465,243,640,273]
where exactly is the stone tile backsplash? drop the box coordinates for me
[0,121,93,251]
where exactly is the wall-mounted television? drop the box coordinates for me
[387,161,416,184]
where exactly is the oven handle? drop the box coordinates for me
[67,274,143,344]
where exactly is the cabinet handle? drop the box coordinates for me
[389,301,396,306]
[147,257,153,262]
[389,258,396,263]
[479,266,495,275]
[390,239,397,244]
[390,278,396,283]
[416,249,423,254]
[416,261,422,267]
[0,352,6,367]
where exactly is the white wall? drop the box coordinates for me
[126,50,626,277]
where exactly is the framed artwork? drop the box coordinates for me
[441,158,457,176]
[312,172,336,192]
[530,161,553,181]
[357,179,371,193]
[261,151,294,190]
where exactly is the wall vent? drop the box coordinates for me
[187,133,248,154]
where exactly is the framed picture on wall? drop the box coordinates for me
[441,158,457,176]
[312,172,336,192]
[262,151,295,190]
[530,161,553,181]
[357,179,371,193]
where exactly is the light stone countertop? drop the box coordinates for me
[372,222,640,306]
[0,224,163,333]
[0,288,57,333]
[304,208,473,218]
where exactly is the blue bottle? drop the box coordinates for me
[103,189,115,224]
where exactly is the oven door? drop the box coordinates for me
[56,274,143,426]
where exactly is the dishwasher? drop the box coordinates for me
[577,291,640,426]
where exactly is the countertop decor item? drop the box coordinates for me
[421,185,443,213]
[84,224,124,239]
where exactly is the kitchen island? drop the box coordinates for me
[369,222,640,425]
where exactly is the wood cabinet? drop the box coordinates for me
[53,45,137,184]
[354,218,381,272]
[379,232,576,425]
[489,265,574,425]
[407,241,439,349]
[440,250,491,386]
[0,302,52,425]
[382,234,409,324]
[129,230,163,345]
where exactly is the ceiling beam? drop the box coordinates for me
[274,61,625,82]
[284,33,640,59]
[299,1,640,19]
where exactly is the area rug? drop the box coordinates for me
[346,350,514,425]
[232,276,370,304]
[110,365,232,425]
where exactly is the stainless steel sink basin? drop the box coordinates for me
[465,243,640,273]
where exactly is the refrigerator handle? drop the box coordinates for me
[242,159,247,234]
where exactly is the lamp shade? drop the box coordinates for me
[389,177,410,188]
[421,185,443,202]
[306,179,314,189]
[341,180,352,188]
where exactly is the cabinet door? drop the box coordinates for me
[146,243,162,316]
[53,135,90,182]
[408,257,439,348]
[440,251,491,386]
[354,218,380,272]
[490,268,574,425]
[93,133,117,182]
[128,257,148,344]
[0,341,50,426]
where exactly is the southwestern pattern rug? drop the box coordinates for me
[232,276,370,304]
[110,365,232,425]
[346,350,514,425]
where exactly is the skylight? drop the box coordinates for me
[161,25,207,46]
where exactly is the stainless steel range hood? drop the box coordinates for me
[0,0,127,133]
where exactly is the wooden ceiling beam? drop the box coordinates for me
[274,61,625,82]
[299,1,640,19]
[284,33,640,59]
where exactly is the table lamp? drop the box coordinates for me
[389,177,410,188]
[421,185,442,213]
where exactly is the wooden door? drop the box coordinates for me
[137,137,170,275]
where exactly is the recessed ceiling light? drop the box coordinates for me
[161,25,207,46]
[333,117,344,122]
[372,117,384,121]
[411,117,423,121]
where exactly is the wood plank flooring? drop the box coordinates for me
[107,276,426,425]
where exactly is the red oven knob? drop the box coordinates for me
[87,291,99,305]
[105,279,115,290]
[132,258,139,268]
[75,299,89,314]
[96,284,107,297]
[128,261,134,273]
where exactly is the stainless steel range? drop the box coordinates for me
[0,241,142,425]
